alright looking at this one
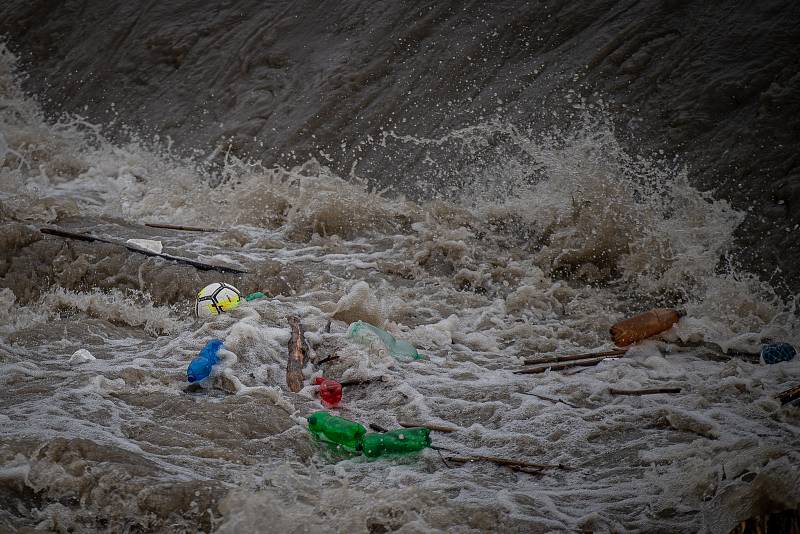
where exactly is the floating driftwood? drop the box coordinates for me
[397,421,458,433]
[515,353,624,375]
[523,348,627,366]
[40,227,247,274]
[444,454,567,471]
[286,316,307,393]
[609,387,682,396]
[144,222,218,232]
[775,384,800,405]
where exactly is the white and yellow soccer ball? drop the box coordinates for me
[195,282,242,317]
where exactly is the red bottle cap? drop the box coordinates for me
[315,377,342,407]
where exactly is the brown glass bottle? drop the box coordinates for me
[610,308,684,346]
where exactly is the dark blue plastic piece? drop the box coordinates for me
[187,339,223,382]
[760,342,796,365]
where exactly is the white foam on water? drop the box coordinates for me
[1,41,799,533]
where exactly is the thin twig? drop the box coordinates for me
[518,391,579,408]
[144,222,218,232]
[609,387,682,396]
[397,421,458,433]
[523,348,627,366]
[445,454,567,471]
[340,376,385,388]
[41,227,247,274]
[435,447,452,469]
[316,354,340,365]
[515,354,624,374]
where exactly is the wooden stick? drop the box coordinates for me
[523,348,627,366]
[316,354,340,365]
[40,227,248,274]
[286,316,307,393]
[144,222,218,232]
[610,387,682,396]
[397,421,458,433]
[514,354,624,374]
[775,384,800,405]
[369,423,388,433]
[445,454,567,471]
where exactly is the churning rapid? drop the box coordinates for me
[1,32,799,534]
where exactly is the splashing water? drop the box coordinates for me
[1,42,799,533]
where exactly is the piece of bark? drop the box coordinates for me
[775,384,800,405]
[286,316,307,392]
[609,387,682,396]
[514,354,624,374]
[397,421,458,433]
[40,227,247,274]
[523,348,627,366]
[144,222,217,232]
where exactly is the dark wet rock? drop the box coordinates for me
[1,1,799,292]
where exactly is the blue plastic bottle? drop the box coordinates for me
[187,339,223,382]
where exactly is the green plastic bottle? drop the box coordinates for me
[347,321,422,362]
[360,428,431,458]
[306,411,366,452]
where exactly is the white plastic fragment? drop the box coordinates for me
[69,349,96,365]
[126,238,163,254]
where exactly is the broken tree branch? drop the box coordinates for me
[523,348,627,366]
[286,316,306,393]
[609,387,682,396]
[397,421,458,433]
[40,227,247,274]
[775,384,800,405]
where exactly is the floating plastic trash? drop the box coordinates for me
[314,376,342,407]
[125,238,163,254]
[760,342,796,365]
[306,411,366,452]
[187,339,223,383]
[244,291,269,301]
[347,321,422,361]
[69,349,96,365]
[610,308,684,346]
[361,428,431,458]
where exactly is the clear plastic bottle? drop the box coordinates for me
[610,308,684,346]
[347,321,421,361]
